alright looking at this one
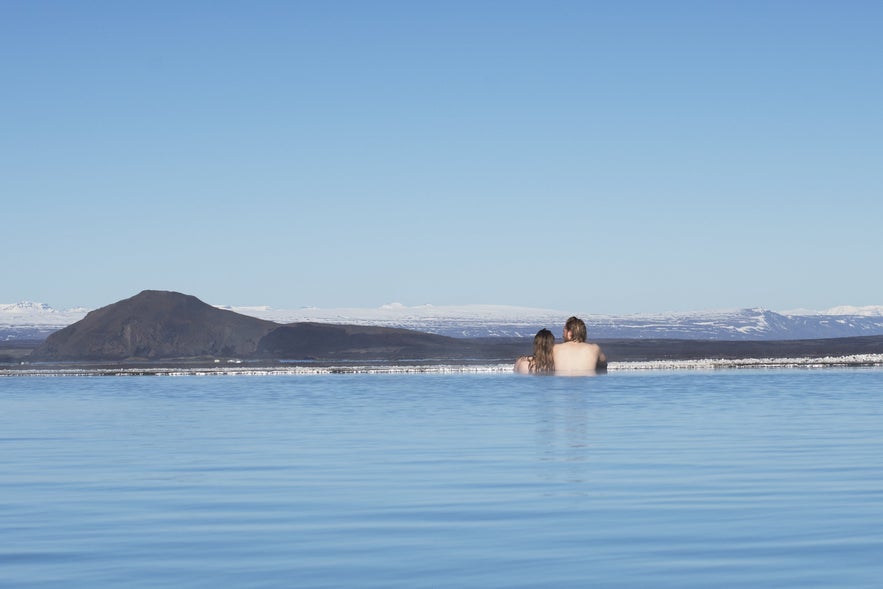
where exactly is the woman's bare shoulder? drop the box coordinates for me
[514,356,532,374]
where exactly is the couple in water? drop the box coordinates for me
[514,316,607,375]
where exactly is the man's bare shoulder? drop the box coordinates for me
[555,341,598,353]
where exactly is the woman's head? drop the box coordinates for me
[530,328,555,373]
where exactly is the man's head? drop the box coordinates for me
[564,316,587,343]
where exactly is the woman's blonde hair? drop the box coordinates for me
[529,328,555,373]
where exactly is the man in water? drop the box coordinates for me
[552,316,607,374]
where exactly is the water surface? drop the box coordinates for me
[2,369,882,587]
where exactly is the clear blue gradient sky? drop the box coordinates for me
[3,1,881,313]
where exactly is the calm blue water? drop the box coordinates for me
[2,369,882,588]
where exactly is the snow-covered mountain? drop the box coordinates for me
[0,302,90,340]
[584,308,883,340]
[813,305,883,317]
[5,300,883,341]
[217,303,568,338]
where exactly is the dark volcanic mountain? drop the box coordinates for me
[30,290,279,361]
[28,290,526,363]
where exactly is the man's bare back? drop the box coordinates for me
[552,341,606,374]
[552,316,608,375]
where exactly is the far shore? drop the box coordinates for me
[4,334,883,375]
[3,353,883,377]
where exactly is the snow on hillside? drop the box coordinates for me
[5,300,883,341]
[0,302,89,340]
[223,303,883,340]
[219,303,569,338]
[823,305,883,317]
[1,302,89,324]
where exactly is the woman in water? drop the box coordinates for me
[514,328,555,374]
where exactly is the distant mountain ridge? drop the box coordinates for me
[5,297,883,341]
[586,308,883,341]
[209,305,883,341]
[10,290,883,365]
[1,301,92,340]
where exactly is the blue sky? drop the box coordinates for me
[3,1,881,313]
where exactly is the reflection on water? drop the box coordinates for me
[534,386,592,490]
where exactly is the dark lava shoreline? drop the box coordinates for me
[597,334,883,362]
[4,335,883,375]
